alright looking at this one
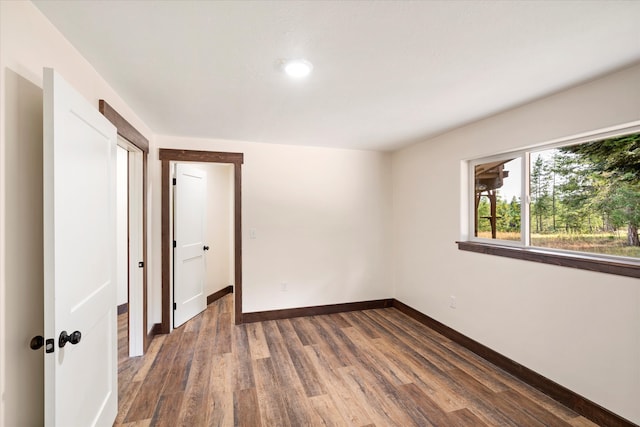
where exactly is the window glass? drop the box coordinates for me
[474,157,522,241]
[529,133,640,259]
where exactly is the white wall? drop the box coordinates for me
[116,145,129,306]
[392,63,640,424]
[2,1,637,425]
[152,137,393,318]
[202,163,234,296]
[0,2,153,425]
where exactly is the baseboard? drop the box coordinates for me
[242,298,394,323]
[391,299,637,427]
[117,302,129,315]
[166,289,634,425]
[207,286,234,305]
[146,323,162,344]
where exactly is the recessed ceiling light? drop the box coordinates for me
[282,59,313,79]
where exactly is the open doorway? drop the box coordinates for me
[99,100,150,356]
[116,145,129,359]
[159,149,244,332]
[116,138,145,356]
[171,162,234,329]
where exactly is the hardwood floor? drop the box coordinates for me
[115,295,599,426]
[118,309,129,364]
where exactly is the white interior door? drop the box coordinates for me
[43,68,118,427]
[174,164,208,328]
[117,138,144,357]
[127,147,144,356]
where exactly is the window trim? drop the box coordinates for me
[469,152,527,247]
[462,121,640,277]
[457,241,640,279]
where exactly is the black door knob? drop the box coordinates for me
[30,335,44,350]
[59,330,82,348]
[30,335,55,353]
[203,245,210,251]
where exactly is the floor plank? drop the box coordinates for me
[115,295,598,426]
[246,322,271,360]
[253,357,291,427]
[304,344,373,426]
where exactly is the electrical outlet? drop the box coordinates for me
[281,282,288,292]
[449,295,456,309]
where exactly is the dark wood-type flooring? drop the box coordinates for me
[115,294,598,426]
[119,309,129,364]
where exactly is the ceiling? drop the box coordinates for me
[33,1,640,152]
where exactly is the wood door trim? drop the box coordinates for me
[160,149,244,331]
[159,148,243,164]
[99,100,150,351]
[99,100,149,153]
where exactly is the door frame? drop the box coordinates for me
[159,149,244,329]
[99,100,151,351]
[116,139,144,355]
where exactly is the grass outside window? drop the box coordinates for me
[468,123,640,264]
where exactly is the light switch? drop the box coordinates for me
[249,228,257,240]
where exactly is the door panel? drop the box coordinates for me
[43,68,118,427]
[128,148,145,356]
[174,164,207,328]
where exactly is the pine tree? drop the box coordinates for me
[560,133,640,246]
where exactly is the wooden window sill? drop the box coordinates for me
[457,241,640,279]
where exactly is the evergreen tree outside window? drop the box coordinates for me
[469,125,640,260]
[473,157,522,242]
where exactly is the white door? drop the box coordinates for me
[117,139,145,357]
[43,68,118,427]
[127,146,145,356]
[174,164,208,328]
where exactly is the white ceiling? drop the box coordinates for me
[33,0,640,151]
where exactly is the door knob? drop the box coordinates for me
[203,245,210,251]
[30,336,44,350]
[30,335,55,353]
[58,330,82,348]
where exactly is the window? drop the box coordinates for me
[468,124,640,262]
[473,156,523,243]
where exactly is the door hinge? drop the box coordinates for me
[172,178,177,185]
[173,302,177,310]
[138,261,144,268]
[173,240,176,248]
